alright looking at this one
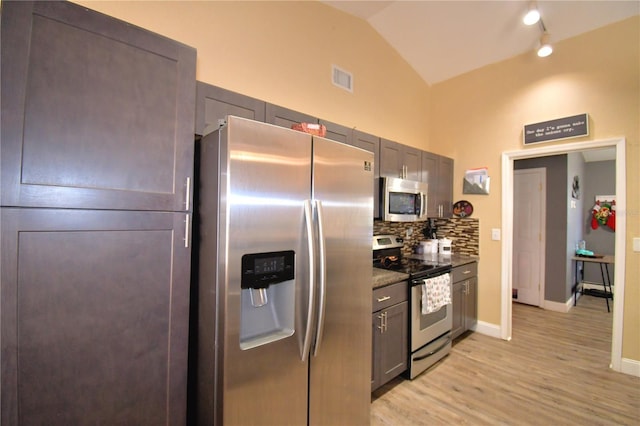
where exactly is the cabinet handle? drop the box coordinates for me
[462,270,471,275]
[377,296,391,302]
[185,177,191,211]
[184,214,190,248]
[383,311,388,332]
[377,314,385,332]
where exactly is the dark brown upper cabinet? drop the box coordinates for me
[422,152,454,218]
[320,119,351,144]
[266,103,318,129]
[1,1,196,212]
[380,138,421,182]
[195,82,266,136]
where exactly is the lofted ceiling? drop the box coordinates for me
[322,0,639,85]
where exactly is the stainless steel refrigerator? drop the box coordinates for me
[196,116,373,425]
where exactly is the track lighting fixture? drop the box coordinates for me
[523,1,553,57]
[523,2,540,26]
[537,32,553,57]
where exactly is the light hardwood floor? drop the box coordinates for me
[371,295,640,425]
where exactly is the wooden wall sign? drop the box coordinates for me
[523,113,589,145]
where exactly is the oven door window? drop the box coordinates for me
[420,304,447,330]
[389,192,419,214]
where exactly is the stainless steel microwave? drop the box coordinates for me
[380,177,428,222]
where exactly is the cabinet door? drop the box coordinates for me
[320,119,350,144]
[1,208,191,425]
[451,280,465,340]
[1,1,196,211]
[438,156,454,218]
[465,277,478,331]
[351,130,380,156]
[378,301,408,387]
[196,82,266,135]
[403,146,422,182]
[421,152,440,217]
[380,139,403,178]
[380,139,421,181]
[372,312,383,391]
[266,103,317,129]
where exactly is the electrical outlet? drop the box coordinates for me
[491,228,501,241]
[634,237,640,252]
[406,227,413,237]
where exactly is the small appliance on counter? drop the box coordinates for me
[438,238,452,255]
[418,240,438,254]
[424,218,438,239]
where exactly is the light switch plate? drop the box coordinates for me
[633,237,640,252]
[491,228,501,241]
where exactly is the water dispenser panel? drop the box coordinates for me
[241,250,295,289]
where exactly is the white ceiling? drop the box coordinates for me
[322,0,639,85]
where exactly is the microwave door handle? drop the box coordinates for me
[421,193,426,218]
[301,199,316,362]
[312,200,327,356]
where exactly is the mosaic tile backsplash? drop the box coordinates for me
[373,218,479,257]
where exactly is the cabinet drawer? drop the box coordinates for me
[372,281,408,312]
[452,262,477,282]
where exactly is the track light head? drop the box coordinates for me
[523,2,540,25]
[537,33,553,57]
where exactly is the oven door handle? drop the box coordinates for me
[413,336,452,361]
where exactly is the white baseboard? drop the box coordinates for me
[620,357,640,377]
[473,320,501,339]
[543,298,574,313]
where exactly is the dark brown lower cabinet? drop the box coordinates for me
[372,282,408,391]
[0,208,191,425]
[451,262,478,340]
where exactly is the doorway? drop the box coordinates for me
[501,138,626,372]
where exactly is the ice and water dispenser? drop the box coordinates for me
[239,250,296,350]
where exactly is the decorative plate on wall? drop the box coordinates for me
[453,200,474,217]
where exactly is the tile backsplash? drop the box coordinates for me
[373,218,479,257]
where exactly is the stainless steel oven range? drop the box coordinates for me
[373,235,453,379]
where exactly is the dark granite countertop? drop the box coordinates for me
[406,253,478,268]
[372,268,409,289]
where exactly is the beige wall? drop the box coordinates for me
[75,0,430,148]
[74,2,639,363]
[430,16,639,361]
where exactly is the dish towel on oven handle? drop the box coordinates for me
[421,273,452,315]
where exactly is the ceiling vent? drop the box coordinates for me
[332,65,353,93]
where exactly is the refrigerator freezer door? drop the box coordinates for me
[309,137,374,425]
[213,117,313,425]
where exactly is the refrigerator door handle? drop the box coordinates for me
[301,199,316,361]
[312,200,327,356]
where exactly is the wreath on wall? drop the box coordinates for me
[591,200,615,231]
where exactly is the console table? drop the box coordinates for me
[572,255,614,312]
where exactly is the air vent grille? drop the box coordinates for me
[332,65,353,92]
